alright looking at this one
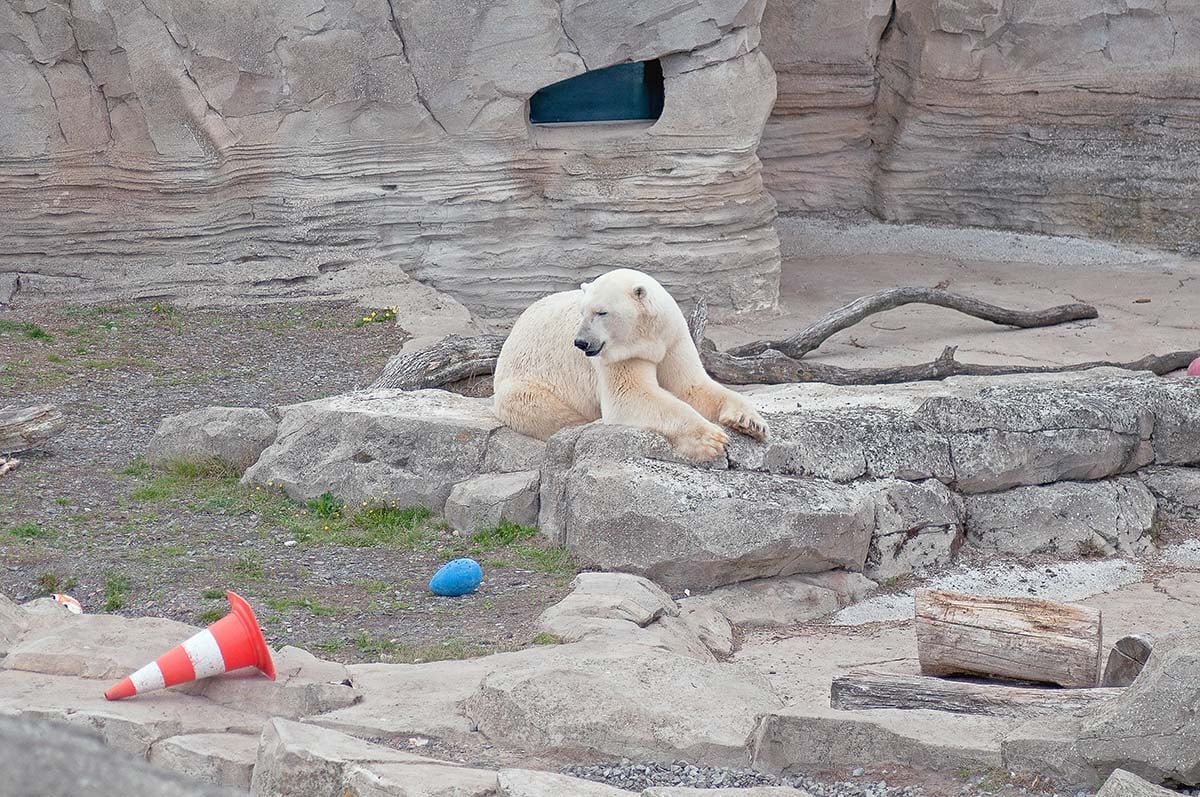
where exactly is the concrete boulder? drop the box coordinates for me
[866,479,962,580]
[0,715,239,797]
[243,389,541,511]
[1095,770,1180,797]
[148,407,278,471]
[544,453,876,591]
[444,470,540,532]
[2,612,357,720]
[682,571,876,629]
[251,718,498,796]
[464,647,783,766]
[1004,629,1200,787]
[1139,467,1200,523]
[644,790,810,797]
[0,592,28,657]
[1,613,203,680]
[536,572,725,661]
[538,572,678,640]
[149,732,259,792]
[498,769,635,797]
[964,478,1157,557]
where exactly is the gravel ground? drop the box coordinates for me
[0,301,574,663]
[564,760,1107,797]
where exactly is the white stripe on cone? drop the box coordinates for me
[182,628,227,679]
[128,661,166,693]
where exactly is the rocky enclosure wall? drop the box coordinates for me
[760,0,1200,253]
[0,0,779,317]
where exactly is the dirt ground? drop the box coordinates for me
[0,302,575,663]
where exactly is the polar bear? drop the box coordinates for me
[493,268,769,461]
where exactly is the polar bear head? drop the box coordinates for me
[574,268,676,364]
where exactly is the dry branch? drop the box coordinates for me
[369,288,1193,391]
[915,589,1103,688]
[700,345,1200,386]
[830,670,1121,717]
[372,334,505,390]
[729,287,1098,359]
[0,405,65,454]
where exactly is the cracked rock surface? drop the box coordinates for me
[0,0,779,318]
[760,0,1200,254]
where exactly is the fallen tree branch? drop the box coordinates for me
[372,334,505,390]
[699,346,1200,386]
[728,288,1098,359]
[831,670,1121,717]
[0,405,65,454]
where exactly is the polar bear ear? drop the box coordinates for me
[632,285,646,300]
[580,281,592,293]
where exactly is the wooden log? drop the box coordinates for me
[0,405,65,454]
[830,670,1122,717]
[1101,633,1155,687]
[914,589,1103,688]
[371,334,506,390]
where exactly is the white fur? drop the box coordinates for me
[493,268,768,460]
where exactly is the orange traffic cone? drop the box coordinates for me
[105,590,276,700]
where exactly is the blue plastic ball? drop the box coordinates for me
[428,557,483,597]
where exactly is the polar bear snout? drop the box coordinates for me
[574,337,605,357]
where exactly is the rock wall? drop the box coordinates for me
[0,0,780,318]
[760,0,1200,253]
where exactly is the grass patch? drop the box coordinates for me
[511,543,577,575]
[315,638,347,654]
[36,572,78,595]
[533,632,562,645]
[126,462,439,549]
[9,522,53,540]
[352,578,391,594]
[103,574,130,611]
[0,320,51,340]
[129,458,240,503]
[265,595,339,616]
[119,456,151,478]
[231,553,263,579]
[46,353,69,364]
[307,491,344,519]
[353,306,398,328]
[196,608,225,624]
[202,588,226,600]
[469,522,538,553]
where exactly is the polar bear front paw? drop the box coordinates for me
[677,422,729,463]
[719,403,770,442]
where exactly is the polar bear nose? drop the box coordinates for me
[573,338,589,351]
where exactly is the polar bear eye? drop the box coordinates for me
[594,311,607,317]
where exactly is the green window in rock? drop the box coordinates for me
[529,59,665,124]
